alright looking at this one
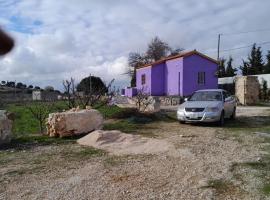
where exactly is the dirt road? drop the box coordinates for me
[1,106,270,200]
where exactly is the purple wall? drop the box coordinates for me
[134,53,218,97]
[165,58,183,96]
[136,66,151,94]
[124,87,137,97]
[182,55,218,96]
[151,63,165,95]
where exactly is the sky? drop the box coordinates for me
[0,0,270,90]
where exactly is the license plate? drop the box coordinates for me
[190,113,199,119]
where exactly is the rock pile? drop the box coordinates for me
[46,108,103,137]
[77,130,173,155]
[0,110,13,145]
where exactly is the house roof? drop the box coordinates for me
[136,50,218,69]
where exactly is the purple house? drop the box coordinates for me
[127,50,218,97]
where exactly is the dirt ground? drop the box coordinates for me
[1,106,270,200]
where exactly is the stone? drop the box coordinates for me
[142,96,160,113]
[46,109,103,137]
[0,110,13,145]
[235,76,260,105]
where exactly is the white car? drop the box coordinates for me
[177,89,236,126]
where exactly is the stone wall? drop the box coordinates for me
[235,76,260,105]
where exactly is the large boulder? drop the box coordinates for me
[0,110,13,145]
[46,108,103,137]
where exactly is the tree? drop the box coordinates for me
[128,52,147,87]
[265,51,270,74]
[63,78,76,109]
[261,78,268,101]
[44,86,54,92]
[244,44,264,75]
[28,85,33,89]
[225,56,237,77]
[217,58,226,78]
[127,36,184,86]
[77,76,107,95]
[146,36,171,61]
[63,77,115,109]
[132,88,154,112]
[240,60,250,76]
[5,81,15,87]
[34,86,41,90]
[169,48,185,56]
[26,101,55,134]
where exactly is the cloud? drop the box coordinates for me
[0,0,270,89]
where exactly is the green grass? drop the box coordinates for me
[203,179,230,191]
[94,105,135,119]
[202,179,244,197]
[103,120,142,133]
[5,102,140,136]
[223,116,270,135]
[262,184,270,195]
[5,101,70,135]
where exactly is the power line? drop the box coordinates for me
[222,28,270,36]
[220,41,270,52]
[203,40,270,54]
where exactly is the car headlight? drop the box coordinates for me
[205,107,219,112]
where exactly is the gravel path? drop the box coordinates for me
[2,107,269,200]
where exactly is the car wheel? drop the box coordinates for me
[218,111,225,126]
[179,120,185,124]
[230,107,236,120]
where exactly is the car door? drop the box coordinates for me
[223,91,234,117]
[222,91,231,118]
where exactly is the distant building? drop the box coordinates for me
[32,90,58,101]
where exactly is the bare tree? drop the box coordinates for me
[63,77,115,109]
[132,88,154,112]
[76,78,115,108]
[25,93,55,134]
[62,78,76,109]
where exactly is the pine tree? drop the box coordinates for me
[255,46,264,74]
[265,51,270,74]
[261,78,268,101]
[246,44,264,75]
[217,58,226,78]
[240,60,249,75]
[225,56,237,77]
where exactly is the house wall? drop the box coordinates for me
[124,87,137,97]
[182,55,218,96]
[136,66,152,94]
[151,63,165,95]
[165,58,183,96]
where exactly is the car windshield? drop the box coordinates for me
[189,91,222,101]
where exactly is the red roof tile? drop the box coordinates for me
[136,50,218,69]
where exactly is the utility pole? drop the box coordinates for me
[217,33,221,61]
[89,74,92,95]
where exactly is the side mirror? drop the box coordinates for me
[224,96,232,102]
[184,98,188,102]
